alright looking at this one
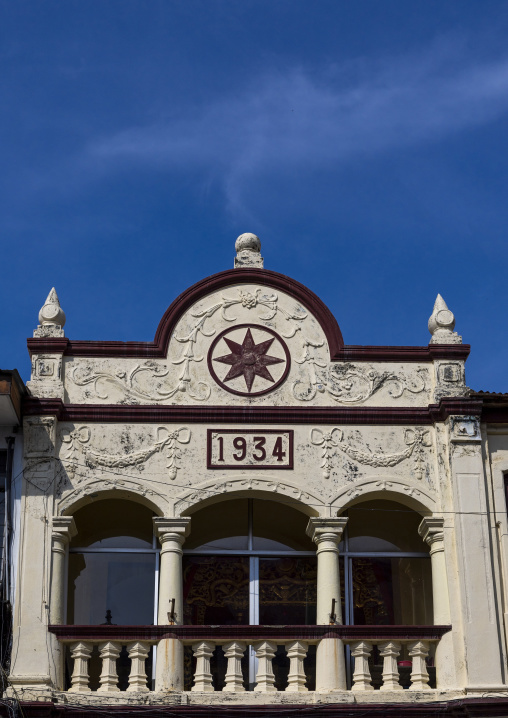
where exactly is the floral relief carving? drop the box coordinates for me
[60,425,191,481]
[310,427,432,480]
[326,365,428,404]
[70,288,310,402]
[70,288,428,405]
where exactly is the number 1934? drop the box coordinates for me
[207,430,294,469]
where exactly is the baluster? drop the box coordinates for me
[126,641,150,692]
[378,641,402,691]
[350,641,374,691]
[98,641,122,692]
[191,641,215,692]
[408,640,430,690]
[223,641,246,692]
[253,640,277,692]
[285,640,308,692]
[68,641,93,693]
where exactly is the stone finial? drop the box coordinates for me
[428,294,462,345]
[34,288,66,338]
[234,233,264,269]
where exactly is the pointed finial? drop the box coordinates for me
[234,233,263,269]
[33,288,66,338]
[428,294,462,344]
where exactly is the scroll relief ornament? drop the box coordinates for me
[70,289,307,402]
[324,364,428,405]
[311,427,432,480]
[59,426,191,482]
[70,288,428,404]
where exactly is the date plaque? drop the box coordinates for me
[207,429,294,469]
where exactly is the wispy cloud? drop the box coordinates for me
[87,45,508,215]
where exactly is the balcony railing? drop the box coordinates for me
[49,625,451,694]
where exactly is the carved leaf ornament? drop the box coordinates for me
[70,288,427,404]
[311,427,432,480]
[61,426,191,481]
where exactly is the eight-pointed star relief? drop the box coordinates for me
[208,324,291,396]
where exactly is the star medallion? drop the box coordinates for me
[213,328,285,392]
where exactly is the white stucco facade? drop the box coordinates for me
[5,236,508,718]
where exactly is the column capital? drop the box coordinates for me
[52,516,77,545]
[306,517,348,545]
[418,516,445,549]
[153,517,191,546]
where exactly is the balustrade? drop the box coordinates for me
[50,625,450,694]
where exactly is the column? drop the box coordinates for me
[153,517,191,692]
[50,517,77,625]
[418,516,456,689]
[306,516,348,692]
[49,516,77,691]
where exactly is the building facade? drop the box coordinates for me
[4,234,508,717]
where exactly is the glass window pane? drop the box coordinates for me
[252,500,315,551]
[184,500,249,550]
[346,501,429,553]
[352,557,433,625]
[259,557,318,624]
[183,556,249,624]
[70,500,154,548]
[68,552,156,624]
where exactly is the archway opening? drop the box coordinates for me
[182,496,316,690]
[339,498,434,689]
[68,499,157,626]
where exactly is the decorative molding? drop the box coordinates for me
[58,476,168,515]
[331,478,436,511]
[174,476,323,515]
[22,396,484,425]
[311,427,432,479]
[60,425,191,481]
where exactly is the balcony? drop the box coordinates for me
[49,624,451,695]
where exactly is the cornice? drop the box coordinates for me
[25,267,470,363]
[22,396,483,425]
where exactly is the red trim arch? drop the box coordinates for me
[28,268,344,359]
[26,268,471,363]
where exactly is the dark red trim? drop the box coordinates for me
[206,429,294,469]
[22,397,482,424]
[6,699,508,718]
[25,267,472,364]
[28,269,344,359]
[48,624,451,642]
[207,324,291,397]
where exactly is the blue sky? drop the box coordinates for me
[2,1,508,391]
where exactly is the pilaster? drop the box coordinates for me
[447,415,506,690]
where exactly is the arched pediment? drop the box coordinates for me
[155,268,344,360]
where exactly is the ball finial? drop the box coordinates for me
[235,233,261,254]
[234,233,263,269]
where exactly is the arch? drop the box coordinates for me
[174,475,322,518]
[59,484,166,518]
[54,268,344,359]
[330,477,436,516]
